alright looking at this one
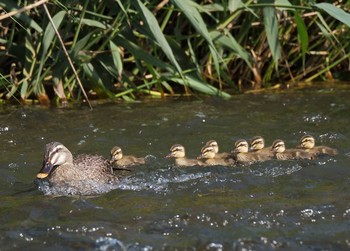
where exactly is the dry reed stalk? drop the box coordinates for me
[0,0,48,21]
[42,3,92,109]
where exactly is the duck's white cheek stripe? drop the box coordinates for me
[51,154,66,166]
[49,146,64,165]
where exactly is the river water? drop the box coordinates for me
[0,85,349,250]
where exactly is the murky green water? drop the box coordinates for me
[1,86,350,250]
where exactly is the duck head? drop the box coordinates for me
[233,139,249,154]
[110,146,123,163]
[272,139,286,153]
[298,135,315,149]
[37,142,73,179]
[250,136,265,151]
[166,144,185,158]
[205,140,219,154]
[198,145,216,159]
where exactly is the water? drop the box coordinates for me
[0,86,350,250]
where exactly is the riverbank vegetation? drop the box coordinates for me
[1,0,350,105]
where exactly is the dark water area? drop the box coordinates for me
[0,86,350,250]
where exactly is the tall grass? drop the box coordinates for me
[1,0,350,104]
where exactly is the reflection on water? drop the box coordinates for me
[0,86,350,250]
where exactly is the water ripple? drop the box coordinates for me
[116,170,212,193]
[0,126,9,132]
[95,237,127,251]
[303,114,329,123]
[252,162,303,177]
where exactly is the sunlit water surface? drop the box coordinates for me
[0,86,350,250]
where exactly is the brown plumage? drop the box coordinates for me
[249,136,275,160]
[110,146,145,167]
[233,139,269,163]
[272,139,313,160]
[166,144,204,167]
[36,142,117,195]
[298,135,338,156]
[198,145,235,166]
[204,140,231,159]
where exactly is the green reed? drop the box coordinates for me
[0,0,350,104]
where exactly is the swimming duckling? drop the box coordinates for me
[166,144,204,167]
[204,140,231,159]
[272,139,313,160]
[110,146,145,168]
[233,139,268,164]
[198,145,235,166]
[36,142,117,196]
[249,136,275,159]
[298,135,338,156]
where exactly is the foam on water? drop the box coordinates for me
[115,167,212,193]
[35,164,214,196]
[35,179,119,196]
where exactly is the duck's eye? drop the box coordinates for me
[203,148,212,153]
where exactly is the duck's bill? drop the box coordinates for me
[36,162,53,179]
[109,156,116,163]
[36,172,49,179]
[165,154,173,158]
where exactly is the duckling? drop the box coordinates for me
[166,144,204,167]
[298,135,338,156]
[233,139,268,163]
[198,145,235,166]
[249,136,275,159]
[36,142,117,196]
[204,140,231,159]
[272,139,313,160]
[110,146,145,168]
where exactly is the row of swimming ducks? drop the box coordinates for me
[35,135,337,195]
[166,135,338,167]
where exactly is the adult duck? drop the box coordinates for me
[36,142,118,196]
